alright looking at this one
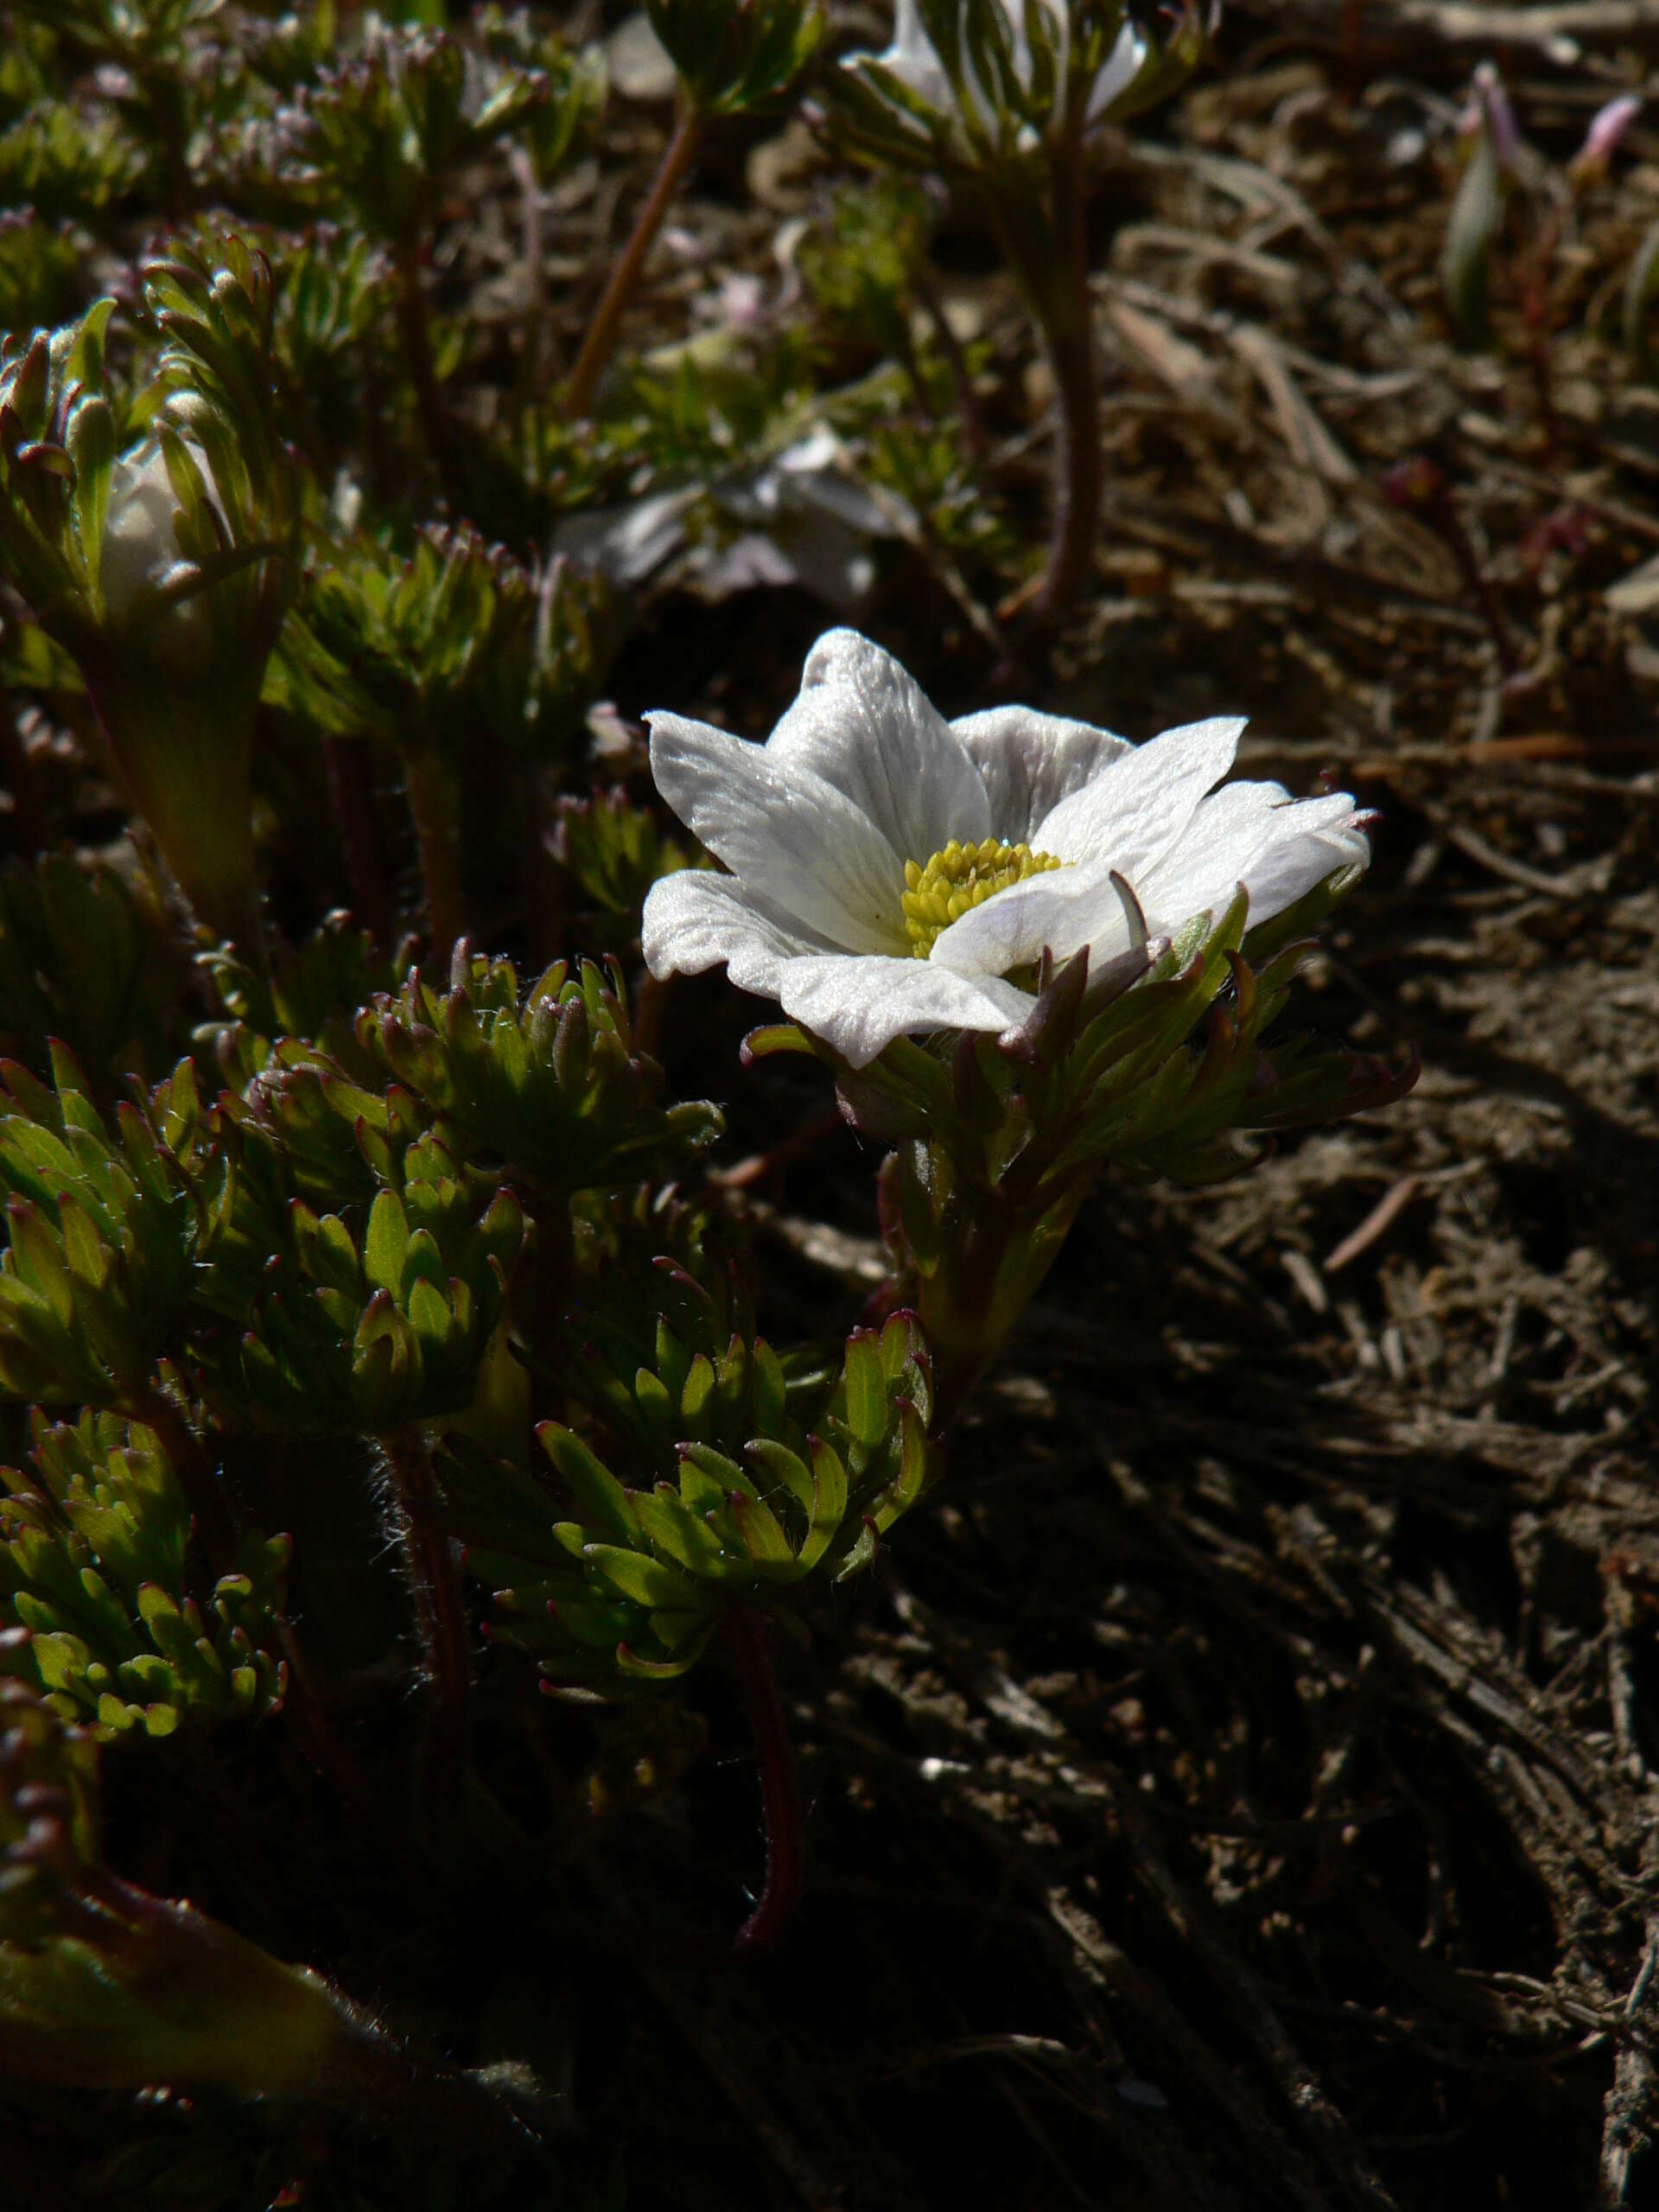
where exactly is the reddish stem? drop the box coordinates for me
[723,1604,804,1958]
[563,105,704,421]
[403,747,467,967]
[996,121,1101,625]
[1038,112,1102,620]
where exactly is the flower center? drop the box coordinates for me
[901,838,1065,959]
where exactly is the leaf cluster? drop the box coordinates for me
[0,1046,193,1409]
[845,869,1413,1230]
[0,236,296,665]
[267,20,555,250]
[0,1410,289,1737]
[646,0,825,119]
[0,938,722,1442]
[0,855,159,1087]
[553,784,698,933]
[268,523,606,766]
[449,1306,932,1687]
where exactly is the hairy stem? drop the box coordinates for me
[563,105,704,421]
[723,1603,804,1958]
[402,746,466,965]
[384,1427,470,1821]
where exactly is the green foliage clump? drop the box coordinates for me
[346,950,720,1197]
[269,524,605,767]
[0,855,156,1085]
[647,0,824,118]
[450,1303,932,1687]
[554,784,697,931]
[0,1411,289,1737]
[0,1046,192,1412]
[274,21,554,251]
[191,1123,525,1434]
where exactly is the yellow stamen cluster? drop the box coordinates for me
[901,838,1065,959]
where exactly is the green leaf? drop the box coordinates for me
[362,1190,410,1294]
[841,1329,887,1452]
[579,1542,701,1611]
[537,1424,639,1542]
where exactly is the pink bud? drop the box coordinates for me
[1468,61,1522,170]
[1570,92,1640,183]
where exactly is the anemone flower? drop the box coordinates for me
[641,630,1370,1068]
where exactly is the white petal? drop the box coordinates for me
[951,706,1132,846]
[641,868,830,990]
[648,710,909,954]
[766,629,993,865]
[1139,785,1369,933]
[928,864,1136,979]
[772,952,1034,1069]
[1086,20,1146,121]
[1033,715,1246,878]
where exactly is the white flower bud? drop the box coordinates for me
[99,437,224,645]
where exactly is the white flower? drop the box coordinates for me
[99,436,222,636]
[641,630,1370,1068]
[860,0,1147,137]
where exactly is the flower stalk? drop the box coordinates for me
[402,747,467,964]
[881,1142,1091,1427]
[835,4,1217,626]
[999,112,1100,621]
[563,104,705,421]
[82,649,270,974]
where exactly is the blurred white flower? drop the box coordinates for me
[642,629,1370,1066]
[861,0,1146,137]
